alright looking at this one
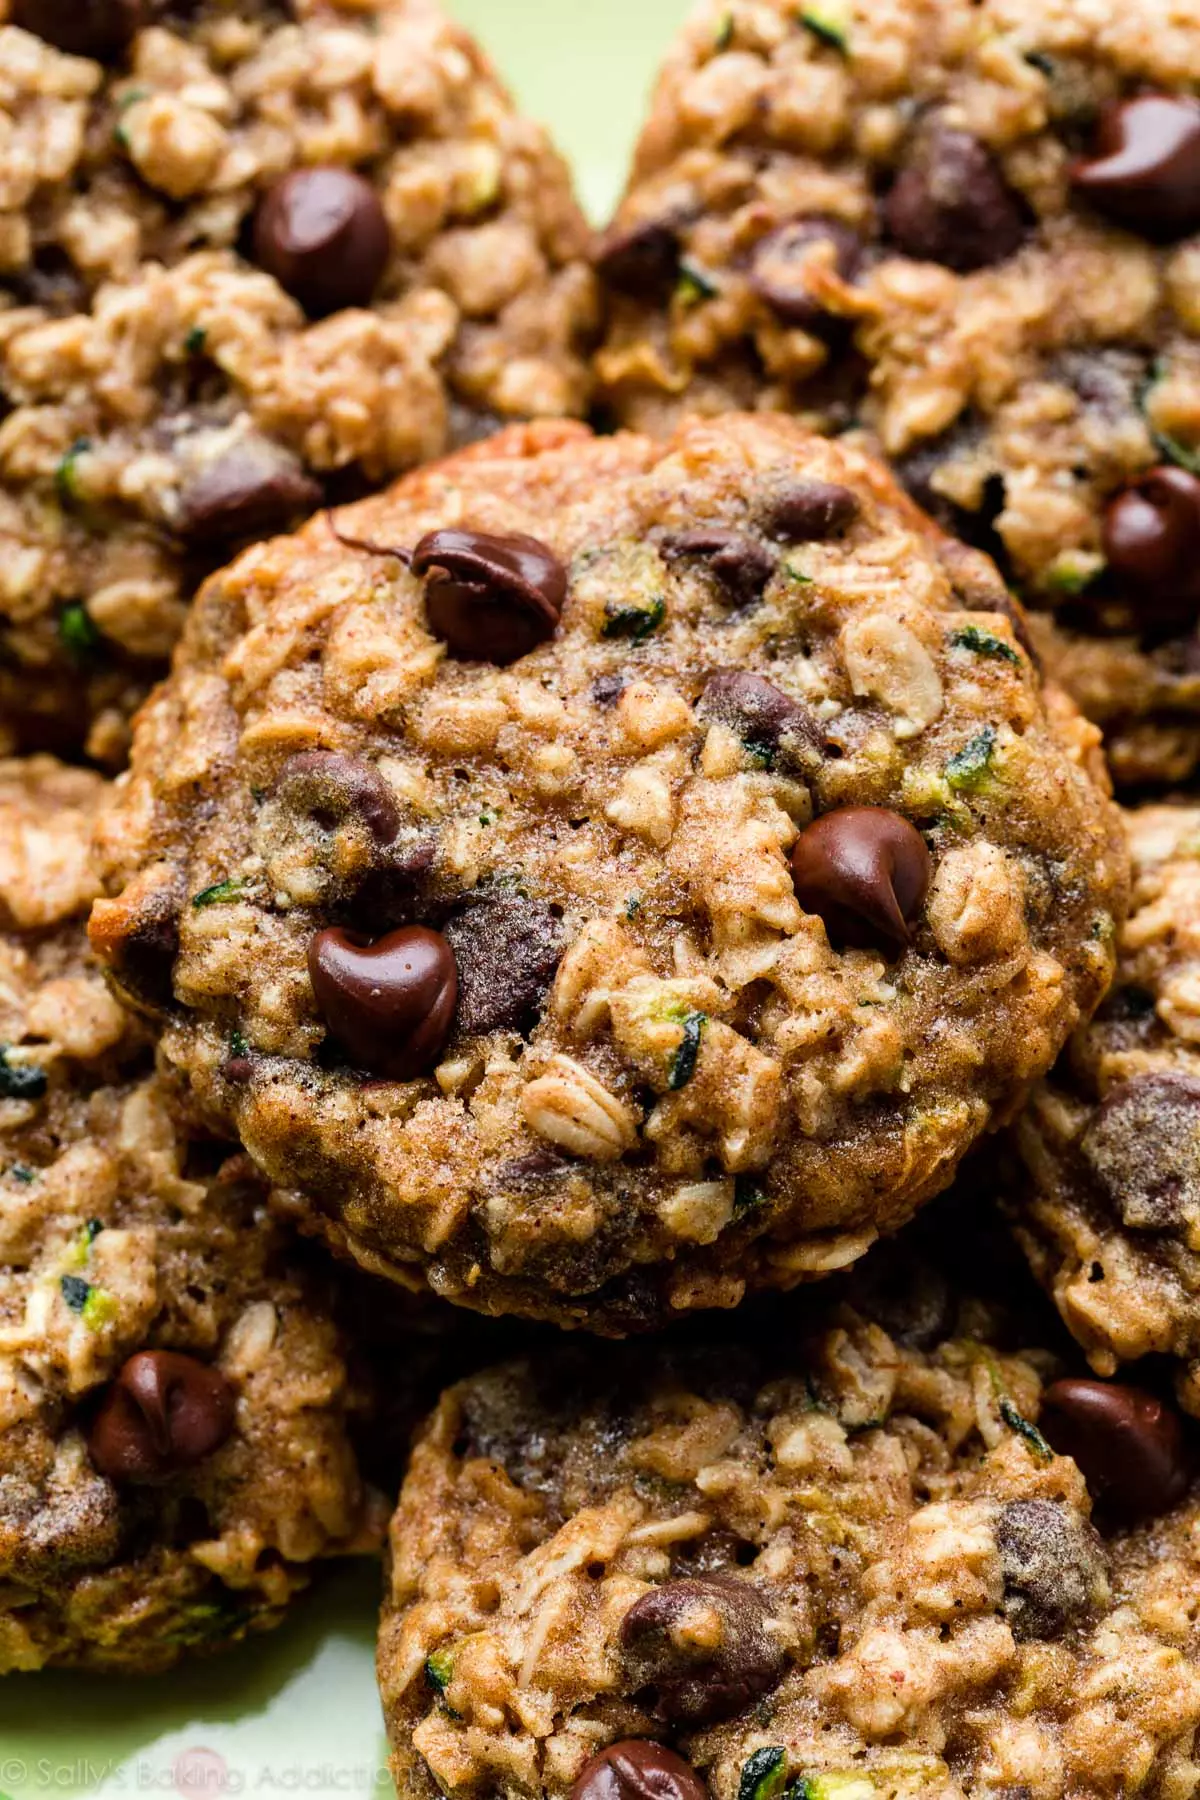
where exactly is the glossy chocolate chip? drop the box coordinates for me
[620,1576,786,1725]
[13,0,143,57]
[571,1743,706,1800]
[308,925,457,1079]
[1073,95,1200,239]
[791,807,931,953]
[661,530,776,607]
[253,168,390,317]
[1080,1072,1200,1229]
[884,127,1028,272]
[699,669,819,769]
[595,219,681,297]
[1040,1378,1191,1522]
[274,752,400,847]
[445,897,565,1036]
[761,480,860,541]
[749,216,864,330]
[88,1351,235,1486]
[176,441,321,543]
[1102,467,1200,620]
[996,1499,1108,1641]
[413,528,567,664]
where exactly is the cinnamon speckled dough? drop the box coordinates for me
[379,1242,1200,1800]
[594,0,1200,785]
[0,0,596,764]
[1012,801,1200,1421]
[0,757,375,1674]
[90,414,1126,1330]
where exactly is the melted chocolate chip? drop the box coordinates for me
[274,751,400,847]
[1040,1378,1191,1522]
[308,925,457,1079]
[1073,95,1200,240]
[445,897,565,1036]
[1080,1072,1200,1230]
[761,480,860,541]
[699,669,819,770]
[791,807,931,954]
[884,127,1028,272]
[88,1351,235,1485]
[570,1743,706,1800]
[996,1498,1108,1641]
[13,0,143,57]
[176,440,321,543]
[1102,467,1200,624]
[413,529,567,665]
[620,1576,786,1725]
[749,216,864,330]
[253,168,391,317]
[595,219,681,297]
[660,530,776,607]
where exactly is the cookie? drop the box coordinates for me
[379,1231,1200,1800]
[593,0,1200,785]
[89,412,1126,1330]
[0,757,375,1673]
[1010,800,1200,1420]
[0,0,596,763]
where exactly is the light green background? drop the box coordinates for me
[0,2,680,1792]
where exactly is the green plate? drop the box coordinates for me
[0,1,679,1790]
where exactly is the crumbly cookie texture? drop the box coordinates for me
[379,1243,1200,1800]
[0,0,596,763]
[593,0,1200,786]
[90,414,1127,1330]
[0,757,374,1673]
[1012,800,1200,1419]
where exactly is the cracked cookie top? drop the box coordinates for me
[0,756,373,1673]
[91,414,1127,1330]
[379,1230,1200,1800]
[593,0,1200,785]
[0,0,595,761]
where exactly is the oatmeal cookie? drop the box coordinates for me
[0,0,596,763]
[0,756,375,1673]
[90,414,1126,1330]
[379,1234,1200,1800]
[1011,800,1200,1420]
[593,0,1200,785]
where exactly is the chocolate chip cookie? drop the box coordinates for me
[90,413,1126,1330]
[594,0,1200,785]
[0,0,596,763]
[379,1231,1200,1800]
[1011,800,1200,1420]
[0,757,375,1672]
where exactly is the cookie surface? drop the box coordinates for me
[1012,800,1200,1418]
[0,756,373,1673]
[0,0,595,762]
[379,1229,1200,1800]
[91,414,1126,1329]
[594,0,1200,785]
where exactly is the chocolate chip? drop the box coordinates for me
[884,127,1028,272]
[12,0,143,57]
[1080,1072,1200,1230]
[591,673,628,708]
[91,881,181,1017]
[176,440,321,544]
[661,531,776,607]
[1102,467,1200,624]
[1040,1378,1191,1522]
[88,1351,235,1486]
[595,219,681,297]
[413,529,567,665]
[1073,95,1200,240]
[699,669,819,770]
[253,167,391,317]
[308,925,458,1079]
[1055,348,1148,425]
[274,752,400,847]
[620,1576,786,1726]
[996,1499,1108,1641]
[749,216,864,330]
[791,807,931,954]
[445,897,565,1036]
[761,480,860,541]
[570,1743,706,1800]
